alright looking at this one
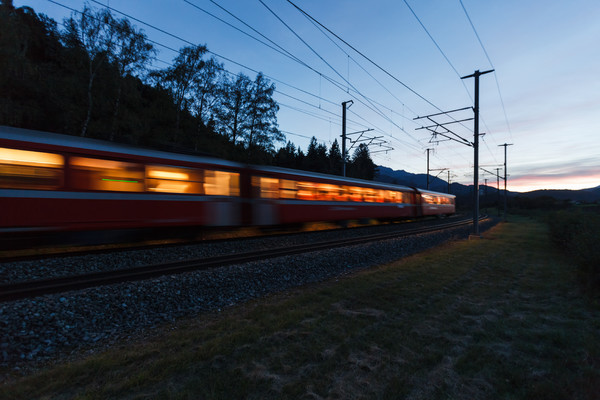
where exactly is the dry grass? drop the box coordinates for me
[2,216,600,399]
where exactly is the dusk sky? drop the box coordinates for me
[14,0,600,192]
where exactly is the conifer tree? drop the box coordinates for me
[328,139,343,175]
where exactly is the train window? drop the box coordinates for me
[347,186,363,202]
[422,194,445,204]
[388,191,408,203]
[360,188,384,203]
[334,186,348,202]
[294,182,310,200]
[0,147,64,189]
[422,194,434,204]
[204,170,239,196]
[146,165,203,194]
[280,180,297,199]
[278,181,349,201]
[440,196,452,205]
[253,176,279,199]
[315,184,338,201]
[363,188,375,202]
[384,191,395,203]
[70,157,144,192]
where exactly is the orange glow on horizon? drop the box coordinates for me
[507,174,600,193]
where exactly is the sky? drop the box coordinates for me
[13,0,600,192]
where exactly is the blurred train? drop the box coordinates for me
[0,126,455,244]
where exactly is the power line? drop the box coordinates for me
[459,0,513,141]
[181,0,421,150]
[260,0,413,149]
[284,0,470,165]
[294,9,423,145]
[182,0,309,70]
[403,1,463,81]
[286,0,443,113]
[298,7,416,120]
[459,0,492,68]
[402,0,504,167]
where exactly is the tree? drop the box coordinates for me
[155,44,207,138]
[243,73,284,157]
[62,4,116,137]
[305,136,328,173]
[348,143,376,180]
[109,16,154,140]
[0,2,64,130]
[212,72,283,160]
[328,139,343,175]
[274,141,297,168]
[191,57,223,150]
[295,148,306,170]
[212,72,252,145]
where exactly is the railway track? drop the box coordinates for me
[0,216,451,262]
[0,216,483,302]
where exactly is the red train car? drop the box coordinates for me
[0,126,243,235]
[249,165,419,225]
[416,188,457,217]
[0,126,455,240]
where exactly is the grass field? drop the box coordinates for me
[2,216,599,399]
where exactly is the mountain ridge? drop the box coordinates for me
[375,166,600,202]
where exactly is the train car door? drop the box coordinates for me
[411,188,423,217]
[252,176,279,225]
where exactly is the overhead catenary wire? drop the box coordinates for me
[295,7,422,141]
[180,0,424,151]
[259,0,420,148]
[400,0,500,166]
[283,0,476,171]
[402,0,473,103]
[285,0,443,113]
[459,0,513,142]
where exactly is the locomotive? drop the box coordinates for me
[0,126,455,243]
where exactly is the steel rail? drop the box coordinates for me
[0,217,483,302]
[0,217,452,262]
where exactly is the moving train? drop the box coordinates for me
[0,126,455,243]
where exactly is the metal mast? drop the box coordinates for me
[461,69,494,236]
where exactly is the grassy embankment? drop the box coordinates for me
[2,216,599,399]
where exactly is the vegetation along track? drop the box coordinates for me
[0,217,481,302]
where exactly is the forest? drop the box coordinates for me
[0,1,377,180]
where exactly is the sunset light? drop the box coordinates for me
[508,174,600,193]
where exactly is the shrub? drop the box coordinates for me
[547,210,600,291]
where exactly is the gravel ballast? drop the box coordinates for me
[0,218,497,379]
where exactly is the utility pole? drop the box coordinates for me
[499,143,513,221]
[495,167,501,216]
[447,170,451,194]
[426,148,432,189]
[461,69,494,236]
[341,100,353,177]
